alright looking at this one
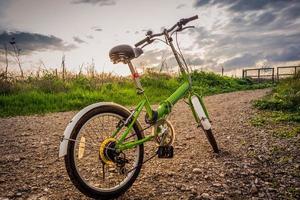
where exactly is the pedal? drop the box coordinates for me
[157,146,174,158]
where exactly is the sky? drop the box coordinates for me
[0,0,300,77]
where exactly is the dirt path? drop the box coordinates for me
[1,89,299,200]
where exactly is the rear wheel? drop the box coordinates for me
[204,129,219,153]
[64,105,144,199]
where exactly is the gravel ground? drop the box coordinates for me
[1,88,299,200]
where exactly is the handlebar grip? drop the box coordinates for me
[181,15,198,25]
[188,15,198,21]
[135,37,149,47]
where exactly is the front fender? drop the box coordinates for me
[189,95,212,130]
[58,102,141,157]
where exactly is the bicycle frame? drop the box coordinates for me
[112,28,210,152]
[114,80,191,151]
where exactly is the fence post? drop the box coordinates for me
[258,69,261,83]
[221,66,224,76]
[242,69,244,78]
[4,44,8,79]
[272,68,274,83]
[277,67,279,81]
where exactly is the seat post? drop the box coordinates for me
[127,61,144,94]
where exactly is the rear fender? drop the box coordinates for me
[58,102,142,157]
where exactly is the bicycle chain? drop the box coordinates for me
[125,151,158,175]
[121,122,159,175]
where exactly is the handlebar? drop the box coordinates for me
[134,15,198,47]
[135,37,150,47]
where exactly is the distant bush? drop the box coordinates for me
[0,73,14,94]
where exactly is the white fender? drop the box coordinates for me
[191,95,211,130]
[58,102,135,157]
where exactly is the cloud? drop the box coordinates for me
[194,0,211,7]
[189,26,300,70]
[0,31,76,54]
[71,0,116,6]
[228,0,286,12]
[281,3,300,20]
[187,0,300,72]
[91,26,103,32]
[252,12,276,26]
[0,1,10,17]
[176,4,186,9]
[267,45,300,62]
[193,0,289,12]
[186,56,204,66]
[223,53,259,69]
[134,48,205,71]
[73,36,87,44]
[0,53,7,64]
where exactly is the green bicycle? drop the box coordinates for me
[59,15,219,199]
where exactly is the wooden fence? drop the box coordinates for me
[242,66,299,83]
[242,67,275,83]
[277,66,300,80]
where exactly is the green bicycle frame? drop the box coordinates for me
[113,79,192,151]
[112,29,210,152]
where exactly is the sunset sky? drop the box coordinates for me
[0,0,300,76]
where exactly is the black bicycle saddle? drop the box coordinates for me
[109,44,143,64]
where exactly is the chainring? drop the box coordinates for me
[152,119,175,146]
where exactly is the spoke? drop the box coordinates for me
[84,134,98,147]
[101,115,104,134]
[65,138,96,147]
[102,162,105,181]
[124,132,137,141]
[87,120,100,142]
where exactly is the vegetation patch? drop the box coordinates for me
[254,72,300,114]
[0,71,271,117]
[250,115,266,127]
[252,72,300,141]
[273,126,300,139]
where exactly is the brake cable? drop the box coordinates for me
[175,31,191,73]
[152,38,169,46]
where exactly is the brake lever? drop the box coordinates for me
[146,30,153,37]
[181,26,195,31]
[171,25,195,36]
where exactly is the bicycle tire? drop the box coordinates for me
[64,105,144,199]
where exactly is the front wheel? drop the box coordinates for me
[203,129,219,153]
[64,105,144,199]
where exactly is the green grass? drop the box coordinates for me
[273,127,300,139]
[0,71,271,117]
[250,115,266,127]
[254,72,300,123]
[254,72,300,113]
[252,72,300,139]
